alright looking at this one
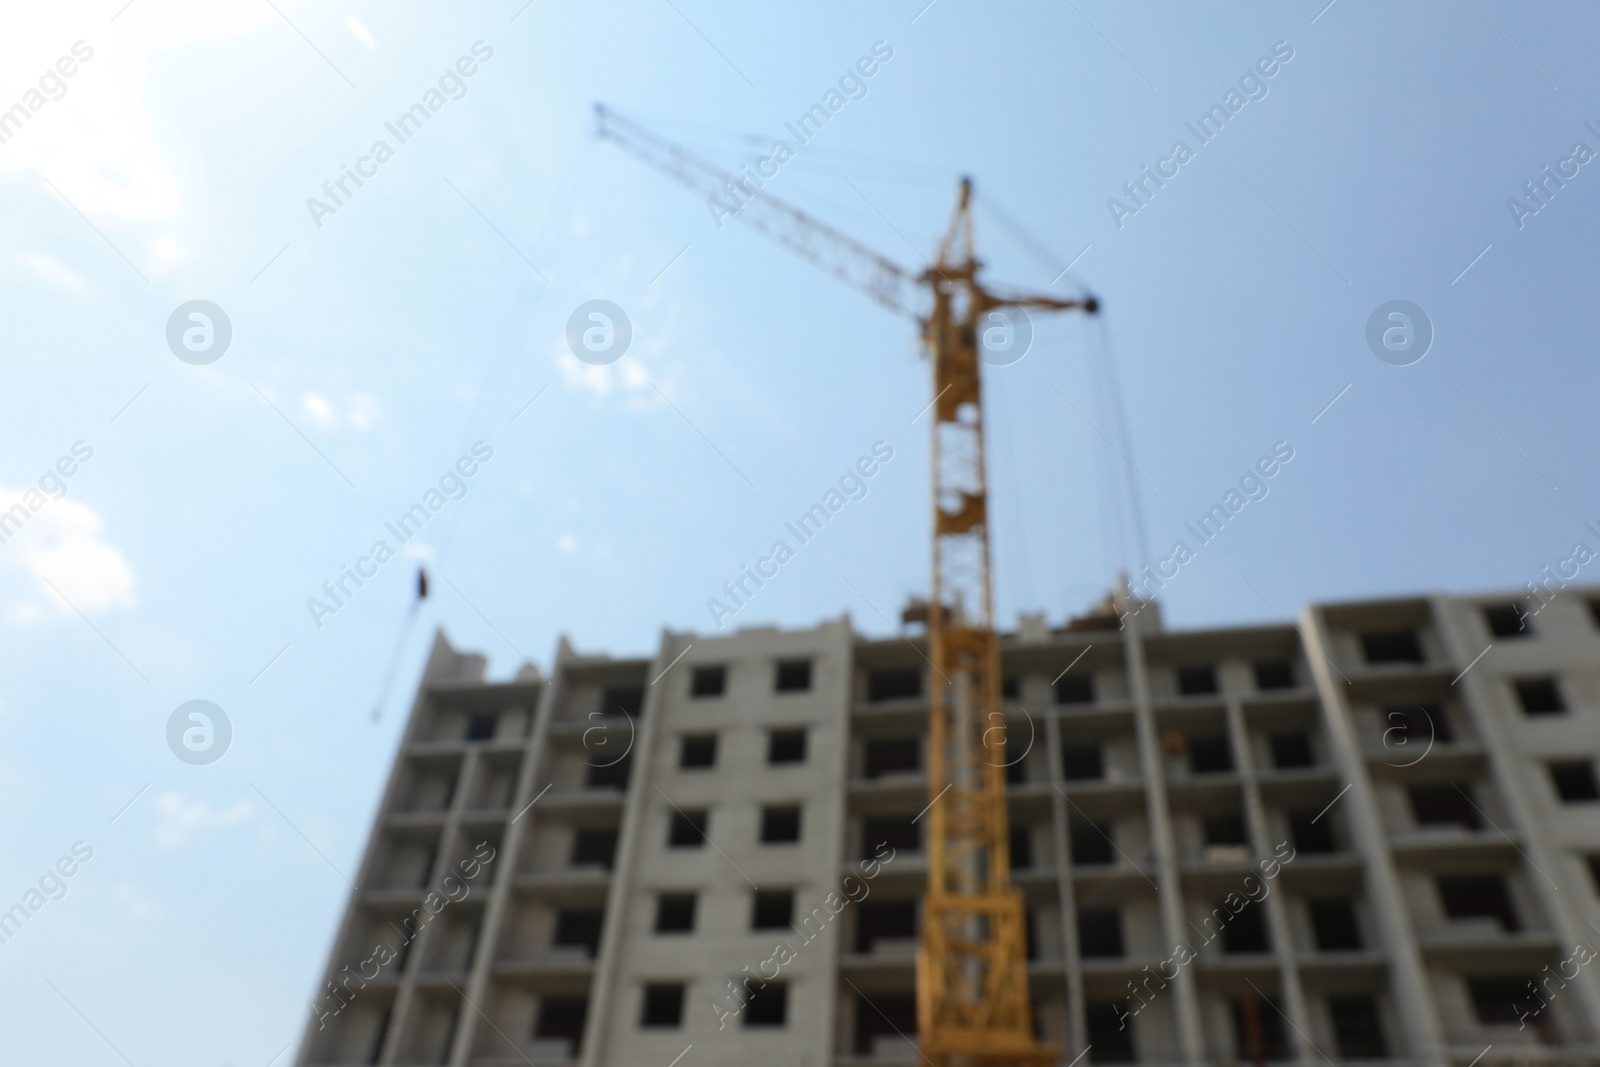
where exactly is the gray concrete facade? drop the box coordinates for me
[293,587,1600,1067]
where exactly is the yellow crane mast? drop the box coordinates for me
[597,105,1098,1066]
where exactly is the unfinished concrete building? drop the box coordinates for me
[294,586,1600,1067]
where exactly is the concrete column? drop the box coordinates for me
[814,616,856,1067]
[1226,698,1314,1064]
[581,630,676,1067]
[1120,594,1207,1066]
[1046,709,1086,1057]
[381,729,478,1064]
[446,653,564,1066]
[1300,605,1448,1067]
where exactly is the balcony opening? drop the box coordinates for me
[1408,783,1479,829]
[465,713,497,741]
[768,728,807,765]
[668,809,708,848]
[1329,995,1386,1059]
[1254,660,1295,690]
[1361,630,1424,664]
[1009,824,1033,870]
[854,991,916,1054]
[1484,604,1531,638]
[1062,743,1103,780]
[679,733,717,770]
[1177,664,1219,696]
[867,667,922,702]
[1516,677,1566,715]
[1551,760,1600,801]
[1384,703,1451,744]
[743,981,787,1027]
[1289,810,1336,853]
[571,828,617,869]
[1085,1000,1135,1062]
[751,889,793,930]
[1188,735,1234,774]
[864,737,920,778]
[601,686,644,717]
[641,983,685,1028]
[760,805,802,844]
[1231,995,1289,1060]
[1309,897,1362,950]
[1270,732,1313,769]
[856,898,916,952]
[553,908,604,957]
[1070,820,1114,866]
[534,995,588,1056]
[689,666,726,698]
[774,659,812,692]
[862,816,919,858]
[1204,812,1248,847]
[654,893,696,934]
[1220,901,1270,953]
[1077,907,1124,958]
[1468,976,1546,1032]
[1005,740,1026,784]
[584,751,631,790]
[1055,673,1094,705]
[1438,874,1519,931]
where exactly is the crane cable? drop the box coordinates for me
[971,188,1152,583]
[369,139,596,721]
[1084,314,1154,576]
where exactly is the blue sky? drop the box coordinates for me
[2,0,1598,1062]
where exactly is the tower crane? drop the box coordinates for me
[596,104,1098,1067]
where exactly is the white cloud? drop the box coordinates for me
[556,534,578,553]
[347,392,380,430]
[300,391,339,429]
[17,251,85,293]
[557,350,653,398]
[301,392,337,428]
[111,882,157,921]
[1,489,135,615]
[151,792,252,848]
[346,16,377,49]
[300,391,379,431]
[0,2,295,275]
